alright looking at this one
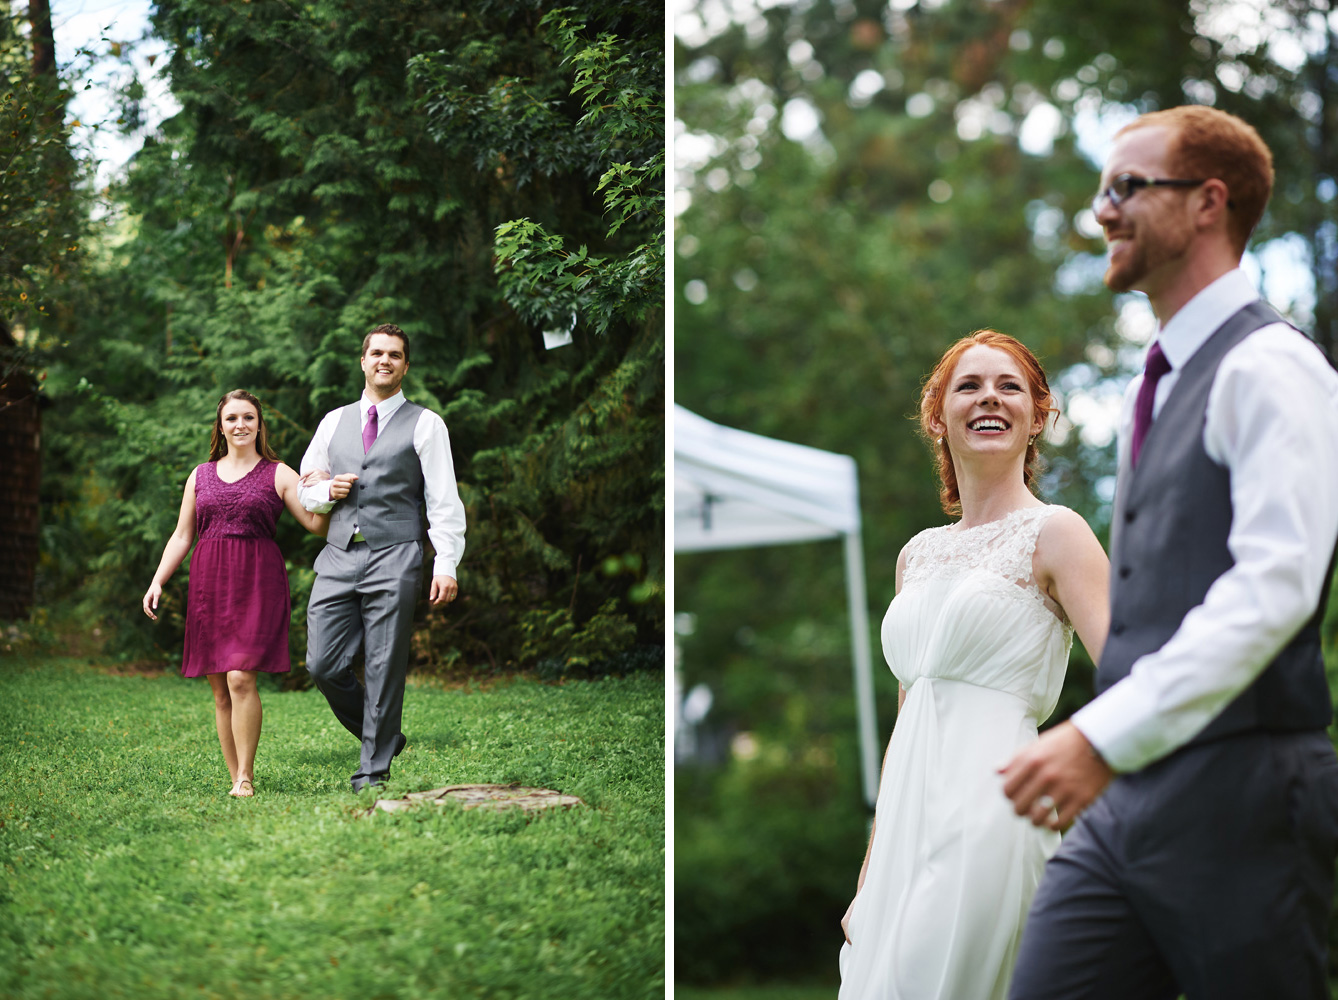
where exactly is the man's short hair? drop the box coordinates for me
[362,323,410,363]
[1118,106,1273,256]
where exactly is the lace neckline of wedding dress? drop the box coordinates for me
[905,503,1071,630]
[944,503,1048,534]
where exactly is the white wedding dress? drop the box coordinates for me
[839,505,1072,1000]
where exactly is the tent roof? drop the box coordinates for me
[674,405,861,553]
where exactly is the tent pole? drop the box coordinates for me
[843,530,880,809]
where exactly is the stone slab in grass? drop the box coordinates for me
[368,783,584,815]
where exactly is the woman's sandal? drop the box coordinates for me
[229,778,255,798]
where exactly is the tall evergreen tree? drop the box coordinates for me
[0,0,86,621]
[35,0,664,676]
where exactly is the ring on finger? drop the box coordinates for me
[1036,794,1056,812]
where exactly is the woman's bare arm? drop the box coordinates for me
[143,470,199,620]
[275,463,330,537]
[1034,507,1111,664]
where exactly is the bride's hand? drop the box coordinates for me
[841,898,855,945]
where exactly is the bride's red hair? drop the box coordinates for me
[918,330,1057,517]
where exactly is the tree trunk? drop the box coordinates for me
[5,0,62,620]
[29,0,56,79]
[0,324,41,621]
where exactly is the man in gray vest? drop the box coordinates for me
[1002,106,1338,998]
[299,323,466,792]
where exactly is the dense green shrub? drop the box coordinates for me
[675,729,868,985]
[26,0,663,674]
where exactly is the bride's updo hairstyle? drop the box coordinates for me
[918,330,1057,517]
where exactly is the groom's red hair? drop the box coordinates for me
[919,330,1057,517]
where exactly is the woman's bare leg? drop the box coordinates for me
[207,673,238,786]
[227,671,261,794]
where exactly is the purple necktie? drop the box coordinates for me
[363,404,378,453]
[1130,342,1171,469]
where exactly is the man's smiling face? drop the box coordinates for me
[361,333,409,398]
[1096,125,1197,298]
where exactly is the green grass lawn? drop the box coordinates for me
[0,655,664,1000]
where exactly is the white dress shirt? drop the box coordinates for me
[1073,269,1338,772]
[298,389,467,579]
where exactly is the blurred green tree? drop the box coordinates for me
[1,0,86,326]
[0,0,90,621]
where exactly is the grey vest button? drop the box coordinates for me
[1118,566,1131,579]
[1110,622,1125,636]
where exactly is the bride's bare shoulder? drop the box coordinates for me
[1038,505,1099,541]
[1034,506,1107,573]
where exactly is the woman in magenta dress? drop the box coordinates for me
[142,389,330,797]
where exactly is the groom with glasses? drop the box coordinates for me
[1092,173,1234,213]
[1002,106,1338,999]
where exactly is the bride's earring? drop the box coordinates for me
[1028,435,1036,446]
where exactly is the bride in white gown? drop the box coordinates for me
[839,330,1110,1000]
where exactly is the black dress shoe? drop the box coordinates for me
[351,773,389,793]
[393,733,407,758]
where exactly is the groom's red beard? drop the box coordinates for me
[1103,223,1194,295]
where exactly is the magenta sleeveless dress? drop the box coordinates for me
[181,460,291,677]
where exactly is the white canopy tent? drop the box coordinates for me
[674,405,880,808]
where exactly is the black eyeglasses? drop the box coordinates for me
[1092,174,1210,213]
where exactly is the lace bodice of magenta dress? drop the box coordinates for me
[181,460,292,677]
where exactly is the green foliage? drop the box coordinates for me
[32,0,664,674]
[411,4,665,337]
[0,8,88,328]
[0,606,58,655]
[675,554,872,984]
[675,749,866,985]
[519,597,638,677]
[0,655,664,999]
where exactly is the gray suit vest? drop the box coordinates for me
[1099,301,1335,744]
[326,400,427,550]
